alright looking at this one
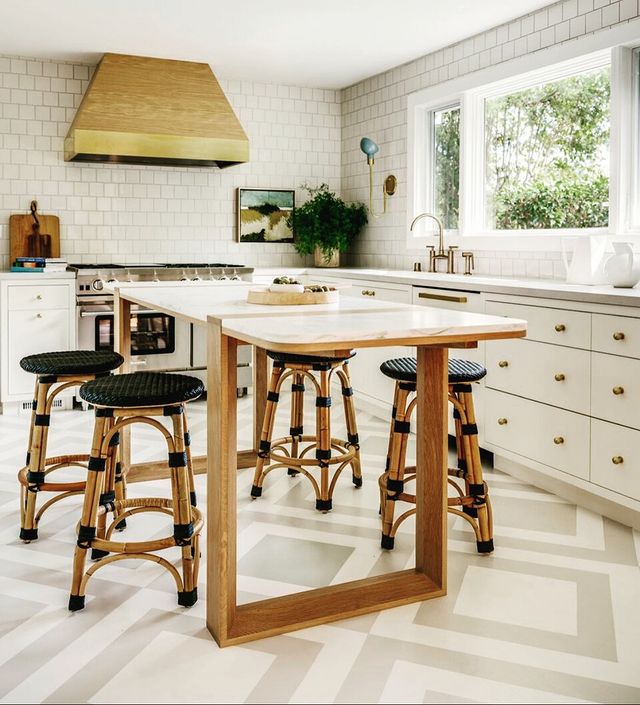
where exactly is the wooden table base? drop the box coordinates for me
[206,323,449,647]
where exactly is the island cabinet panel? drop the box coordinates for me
[591,352,640,430]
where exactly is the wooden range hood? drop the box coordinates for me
[64,53,249,168]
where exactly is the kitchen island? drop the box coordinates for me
[113,281,526,647]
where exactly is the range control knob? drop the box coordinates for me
[92,279,104,291]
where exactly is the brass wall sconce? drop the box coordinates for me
[360,137,397,218]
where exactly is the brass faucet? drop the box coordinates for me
[409,212,457,273]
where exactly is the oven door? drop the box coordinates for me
[78,301,190,371]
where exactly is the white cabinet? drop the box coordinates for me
[485,388,590,481]
[591,352,640,429]
[486,338,590,415]
[591,419,640,501]
[0,278,75,409]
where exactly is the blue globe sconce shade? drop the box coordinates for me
[360,137,379,164]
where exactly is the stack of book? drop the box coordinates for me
[11,257,68,273]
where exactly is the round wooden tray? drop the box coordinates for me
[247,287,339,305]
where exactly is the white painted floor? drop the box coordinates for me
[1,394,639,704]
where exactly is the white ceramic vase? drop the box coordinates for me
[604,242,640,288]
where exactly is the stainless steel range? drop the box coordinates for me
[70,263,254,395]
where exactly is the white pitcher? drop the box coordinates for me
[561,236,608,285]
[604,242,640,288]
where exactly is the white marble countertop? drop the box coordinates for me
[0,271,75,281]
[255,267,640,307]
[114,280,527,352]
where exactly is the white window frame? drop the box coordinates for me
[407,21,640,253]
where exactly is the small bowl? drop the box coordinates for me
[269,283,305,294]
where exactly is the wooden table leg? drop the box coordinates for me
[253,346,268,454]
[207,318,238,645]
[415,345,448,591]
[114,292,132,473]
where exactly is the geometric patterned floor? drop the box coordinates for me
[1,391,639,703]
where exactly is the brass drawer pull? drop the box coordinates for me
[498,360,509,368]
[36,294,43,300]
[553,436,565,445]
[555,324,566,332]
[361,289,376,297]
[554,373,565,382]
[612,456,624,465]
[613,332,625,341]
[497,417,508,425]
[36,313,43,319]
[418,292,468,304]
[612,386,624,395]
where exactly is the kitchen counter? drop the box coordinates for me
[257,267,640,307]
[0,271,75,281]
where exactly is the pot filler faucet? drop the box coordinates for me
[409,213,474,275]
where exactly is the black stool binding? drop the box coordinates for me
[378,357,494,554]
[18,350,124,542]
[68,372,204,611]
[251,351,362,512]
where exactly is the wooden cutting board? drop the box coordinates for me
[247,287,339,305]
[10,211,60,262]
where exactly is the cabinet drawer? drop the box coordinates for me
[413,287,483,313]
[7,284,70,311]
[341,283,410,303]
[485,389,589,480]
[485,300,590,349]
[485,339,590,414]
[8,308,70,397]
[592,314,640,359]
[591,352,640,429]
[591,419,640,501]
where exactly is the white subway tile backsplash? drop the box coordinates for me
[0,58,340,269]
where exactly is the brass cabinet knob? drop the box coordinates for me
[555,324,566,332]
[612,456,624,465]
[36,313,43,319]
[553,436,565,445]
[554,373,565,382]
[497,417,508,425]
[498,360,509,368]
[612,386,624,395]
[36,294,42,300]
[613,332,625,341]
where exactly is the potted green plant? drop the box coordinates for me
[287,184,368,267]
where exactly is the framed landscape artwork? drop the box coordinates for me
[236,188,295,243]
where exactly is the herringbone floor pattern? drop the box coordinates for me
[0,392,639,703]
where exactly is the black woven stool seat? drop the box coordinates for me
[79,372,204,408]
[20,350,124,376]
[267,350,356,366]
[380,357,486,384]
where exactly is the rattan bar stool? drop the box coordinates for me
[68,371,204,611]
[251,351,362,512]
[378,357,494,554]
[18,350,125,542]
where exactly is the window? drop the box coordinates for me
[406,41,640,249]
[432,105,460,230]
[484,67,610,231]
